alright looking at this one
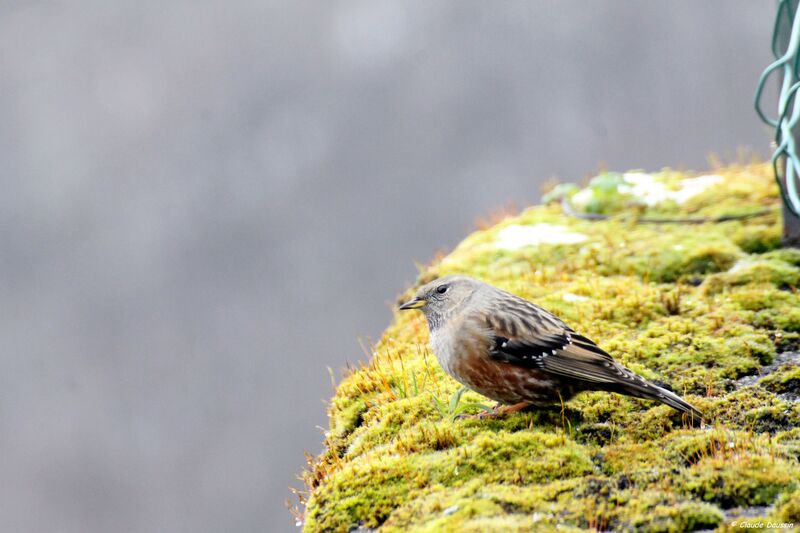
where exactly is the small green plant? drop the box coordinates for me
[544,172,642,215]
[432,386,491,421]
[542,183,579,204]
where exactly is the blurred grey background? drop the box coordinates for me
[0,1,775,532]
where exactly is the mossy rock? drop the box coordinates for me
[760,363,800,395]
[298,164,800,532]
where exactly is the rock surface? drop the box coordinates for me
[298,164,800,532]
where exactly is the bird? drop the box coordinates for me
[399,275,702,421]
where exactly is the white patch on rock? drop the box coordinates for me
[494,224,588,250]
[621,173,662,205]
[728,259,757,274]
[674,175,724,204]
[620,172,722,206]
[570,188,594,208]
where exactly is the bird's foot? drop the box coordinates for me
[497,401,532,416]
[456,401,530,420]
[456,408,497,420]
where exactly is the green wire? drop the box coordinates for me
[755,0,800,216]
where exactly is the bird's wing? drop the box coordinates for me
[477,290,702,419]
[481,295,630,385]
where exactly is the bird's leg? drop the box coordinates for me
[455,403,497,420]
[496,401,531,416]
[456,401,530,420]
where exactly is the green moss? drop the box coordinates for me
[767,308,800,332]
[704,258,800,293]
[655,242,742,283]
[681,455,797,508]
[775,490,800,521]
[331,399,367,440]
[617,495,724,532]
[761,364,800,395]
[734,223,783,253]
[299,164,800,532]
[762,247,800,266]
[379,480,725,532]
[716,489,800,531]
[585,230,742,283]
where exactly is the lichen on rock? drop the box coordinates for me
[296,164,800,532]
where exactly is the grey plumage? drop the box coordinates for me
[399,275,702,420]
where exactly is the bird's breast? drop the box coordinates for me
[430,314,491,371]
[430,314,566,405]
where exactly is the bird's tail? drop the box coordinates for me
[644,384,703,422]
[603,369,703,422]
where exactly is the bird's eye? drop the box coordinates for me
[436,285,448,294]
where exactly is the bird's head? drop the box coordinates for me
[399,275,481,327]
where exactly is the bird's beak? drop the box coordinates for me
[399,297,426,310]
